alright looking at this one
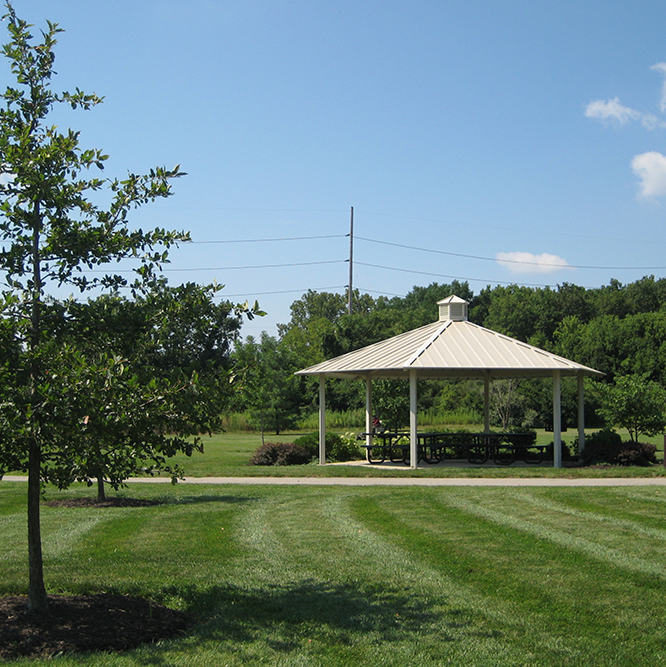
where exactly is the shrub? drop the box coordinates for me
[293,432,324,460]
[615,441,658,466]
[249,442,311,466]
[579,429,658,466]
[544,440,576,462]
[333,432,364,462]
[293,432,363,462]
[579,428,623,465]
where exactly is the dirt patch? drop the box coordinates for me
[0,594,192,660]
[44,497,162,508]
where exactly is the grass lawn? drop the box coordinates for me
[2,481,666,665]
[161,429,666,479]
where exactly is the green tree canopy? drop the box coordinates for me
[0,3,188,612]
[593,374,666,443]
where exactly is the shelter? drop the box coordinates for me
[295,296,603,468]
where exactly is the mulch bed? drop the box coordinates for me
[1,496,190,660]
[0,594,192,660]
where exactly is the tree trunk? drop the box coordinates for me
[27,200,48,614]
[96,475,106,503]
[27,437,48,613]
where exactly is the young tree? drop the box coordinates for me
[234,332,301,439]
[44,281,259,502]
[0,4,187,612]
[372,379,410,432]
[593,374,666,443]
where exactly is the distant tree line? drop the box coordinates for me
[232,277,666,433]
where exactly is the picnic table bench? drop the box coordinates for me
[358,431,545,466]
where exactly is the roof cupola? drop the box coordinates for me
[437,295,468,322]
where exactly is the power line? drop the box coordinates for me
[162,259,346,271]
[188,234,346,244]
[355,261,576,289]
[88,259,346,273]
[219,286,347,298]
[356,208,666,247]
[355,236,666,271]
[181,230,666,272]
[356,286,406,298]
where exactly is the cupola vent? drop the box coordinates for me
[437,295,469,322]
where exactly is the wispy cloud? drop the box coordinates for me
[495,252,571,275]
[585,97,665,130]
[585,97,640,125]
[631,151,666,198]
[651,63,666,112]
[585,63,666,131]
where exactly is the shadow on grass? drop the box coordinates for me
[43,495,260,509]
[156,580,475,649]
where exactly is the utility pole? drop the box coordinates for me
[347,206,354,315]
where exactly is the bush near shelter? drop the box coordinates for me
[579,429,623,465]
[544,440,576,462]
[579,429,658,466]
[249,442,310,466]
[615,441,658,466]
[293,432,363,462]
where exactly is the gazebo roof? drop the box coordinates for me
[296,296,603,381]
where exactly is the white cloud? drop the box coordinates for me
[495,252,571,275]
[631,151,666,197]
[584,97,666,130]
[585,64,666,130]
[586,66,666,198]
[640,113,663,130]
[651,62,666,113]
[585,97,640,125]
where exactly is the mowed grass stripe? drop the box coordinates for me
[247,488,588,665]
[468,486,666,571]
[44,495,249,595]
[351,488,666,664]
[348,491,605,664]
[614,486,666,505]
[235,488,324,585]
[0,512,28,561]
[42,512,105,558]
[4,485,666,665]
[330,492,599,665]
[503,488,666,543]
[438,489,666,580]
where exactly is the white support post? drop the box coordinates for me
[553,370,562,469]
[410,369,418,470]
[578,373,585,457]
[484,373,490,432]
[319,374,326,465]
[365,375,373,450]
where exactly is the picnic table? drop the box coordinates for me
[358,431,544,466]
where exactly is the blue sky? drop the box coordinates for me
[12,1,666,337]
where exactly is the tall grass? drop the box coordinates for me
[219,411,256,432]
[224,408,483,433]
[418,407,483,427]
[297,409,366,431]
[296,408,483,431]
